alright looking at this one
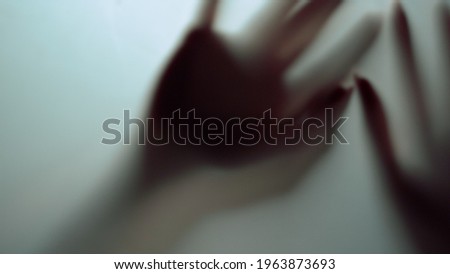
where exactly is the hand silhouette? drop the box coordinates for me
[51,0,382,253]
[116,0,382,252]
[356,2,450,253]
[144,0,381,170]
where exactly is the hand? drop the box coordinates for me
[356,1,450,253]
[109,0,381,252]
[51,0,382,253]
[144,0,381,169]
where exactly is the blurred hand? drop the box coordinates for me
[356,2,450,253]
[53,0,383,253]
[145,0,381,168]
[109,0,382,252]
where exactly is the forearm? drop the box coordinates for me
[48,144,197,253]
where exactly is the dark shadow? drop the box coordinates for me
[356,75,450,253]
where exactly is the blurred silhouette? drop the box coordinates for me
[356,2,450,253]
[357,76,450,253]
[145,0,380,177]
[50,0,384,253]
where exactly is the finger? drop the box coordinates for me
[240,0,299,64]
[271,0,342,71]
[290,85,352,120]
[392,1,433,149]
[439,3,450,66]
[355,75,400,178]
[283,12,381,117]
[437,3,450,101]
[433,2,450,144]
[355,75,447,200]
[195,0,221,30]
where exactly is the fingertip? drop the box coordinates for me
[354,74,377,102]
[196,0,221,30]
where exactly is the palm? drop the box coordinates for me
[147,0,380,165]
